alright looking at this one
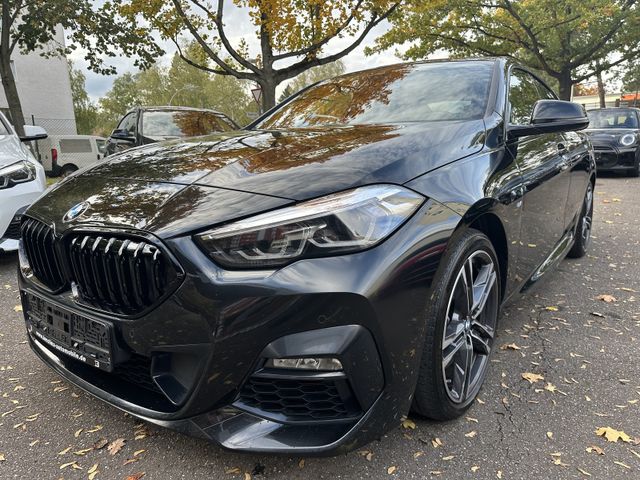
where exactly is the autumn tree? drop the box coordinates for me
[0,0,160,136]
[111,0,401,111]
[69,61,98,134]
[95,45,254,134]
[279,60,346,102]
[372,0,640,100]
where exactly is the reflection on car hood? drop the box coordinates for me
[584,128,637,136]
[27,122,485,237]
[78,122,486,200]
[0,135,29,168]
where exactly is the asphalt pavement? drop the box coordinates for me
[0,174,639,480]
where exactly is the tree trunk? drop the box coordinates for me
[557,70,573,101]
[0,58,26,137]
[261,78,277,112]
[596,70,606,108]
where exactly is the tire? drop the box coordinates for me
[60,164,78,177]
[567,181,593,258]
[412,229,501,420]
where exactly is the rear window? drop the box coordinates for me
[60,138,92,153]
[587,110,638,129]
[142,110,236,141]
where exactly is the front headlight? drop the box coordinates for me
[620,133,637,147]
[0,161,36,190]
[195,185,424,269]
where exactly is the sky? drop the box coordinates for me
[67,2,405,103]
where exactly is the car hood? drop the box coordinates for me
[27,122,485,238]
[0,135,29,168]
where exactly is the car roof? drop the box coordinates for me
[132,106,228,115]
[46,134,106,140]
[587,107,640,112]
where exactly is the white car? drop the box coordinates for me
[0,112,47,253]
[38,134,107,176]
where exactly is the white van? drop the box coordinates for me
[38,135,107,176]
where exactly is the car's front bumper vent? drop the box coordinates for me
[236,373,362,422]
[21,218,66,291]
[67,234,179,315]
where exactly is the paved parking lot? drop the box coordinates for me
[0,174,639,479]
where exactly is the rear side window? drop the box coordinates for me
[59,139,92,153]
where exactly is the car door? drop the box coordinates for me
[506,69,572,284]
[105,111,138,156]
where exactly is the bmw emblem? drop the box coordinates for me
[63,201,89,223]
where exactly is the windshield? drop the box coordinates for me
[256,61,494,129]
[142,110,236,141]
[587,110,638,129]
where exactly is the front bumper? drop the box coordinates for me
[19,199,460,454]
[592,144,638,171]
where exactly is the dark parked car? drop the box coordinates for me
[17,58,594,455]
[105,106,239,157]
[585,107,640,176]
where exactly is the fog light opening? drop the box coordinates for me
[265,357,343,371]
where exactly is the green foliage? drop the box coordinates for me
[94,44,254,135]
[620,63,640,93]
[68,62,98,134]
[373,0,640,99]
[279,60,346,102]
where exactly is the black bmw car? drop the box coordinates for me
[585,107,640,176]
[17,58,594,455]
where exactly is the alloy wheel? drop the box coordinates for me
[441,250,499,404]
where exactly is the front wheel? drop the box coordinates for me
[412,229,500,420]
[567,181,593,258]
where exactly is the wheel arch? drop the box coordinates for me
[451,205,509,302]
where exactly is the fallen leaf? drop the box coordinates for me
[74,428,83,438]
[576,467,592,477]
[522,372,545,384]
[107,438,126,456]
[471,466,480,472]
[500,343,521,351]
[57,447,72,455]
[93,438,108,450]
[88,464,98,474]
[59,461,80,470]
[613,461,631,469]
[125,473,145,480]
[545,306,559,311]
[13,305,22,312]
[402,418,416,430]
[366,452,373,461]
[133,450,145,457]
[225,467,241,474]
[442,455,454,461]
[596,294,617,303]
[544,383,558,393]
[298,459,305,469]
[0,453,4,462]
[73,448,93,456]
[547,431,554,440]
[387,466,397,475]
[465,431,477,438]
[586,445,604,455]
[87,425,103,433]
[123,458,139,466]
[431,437,443,448]
[596,427,632,443]
[497,471,503,479]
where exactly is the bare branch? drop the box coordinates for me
[187,0,260,74]
[272,0,365,61]
[169,0,255,80]
[277,2,401,81]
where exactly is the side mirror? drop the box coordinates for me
[110,129,136,142]
[508,100,589,138]
[20,125,48,142]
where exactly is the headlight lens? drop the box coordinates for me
[620,133,637,147]
[0,161,36,189]
[195,185,424,268]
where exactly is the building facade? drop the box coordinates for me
[0,25,77,135]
